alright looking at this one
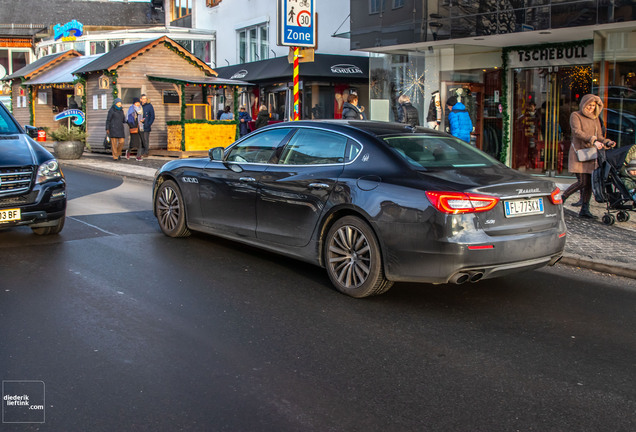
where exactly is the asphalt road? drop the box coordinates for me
[1,167,635,431]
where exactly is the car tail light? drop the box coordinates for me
[425,191,499,214]
[550,187,563,205]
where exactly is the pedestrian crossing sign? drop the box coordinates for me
[277,0,316,48]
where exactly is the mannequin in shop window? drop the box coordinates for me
[427,91,441,130]
[523,102,541,169]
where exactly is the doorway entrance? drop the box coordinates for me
[512,65,592,175]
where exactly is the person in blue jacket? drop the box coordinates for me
[446,96,473,143]
[238,105,252,137]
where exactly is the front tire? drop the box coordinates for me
[155,180,191,237]
[31,216,65,235]
[324,216,393,298]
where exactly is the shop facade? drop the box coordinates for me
[349,0,636,175]
[213,54,369,125]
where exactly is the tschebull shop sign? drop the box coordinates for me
[508,44,593,68]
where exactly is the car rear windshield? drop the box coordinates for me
[382,135,499,169]
[0,105,20,134]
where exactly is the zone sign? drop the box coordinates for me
[277,0,316,48]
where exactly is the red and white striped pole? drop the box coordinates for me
[293,46,300,121]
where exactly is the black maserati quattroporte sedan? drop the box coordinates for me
[153,120,565,298]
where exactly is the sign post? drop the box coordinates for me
[277,0,316,121]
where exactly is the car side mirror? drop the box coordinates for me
[25,125,39,138]
[209,147,224,161]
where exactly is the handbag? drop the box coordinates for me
[129,127,139,134]
[103,135,111,150]
[575,146,597,162]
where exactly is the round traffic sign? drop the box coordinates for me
[297,10,311,27]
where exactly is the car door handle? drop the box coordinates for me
[239,177,256,182]
[309,183,330,189]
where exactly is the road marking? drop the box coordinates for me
[67,216,119,236]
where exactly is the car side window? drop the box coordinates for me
[346,139,362,162]
[278,129,348,165]
[226,128,292,164]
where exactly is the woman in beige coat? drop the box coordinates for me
[562,94,615,218]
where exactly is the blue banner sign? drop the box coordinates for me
[54,20,84,42]
[55,109,85,126]
[277,0,316,48]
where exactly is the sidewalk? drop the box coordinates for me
[58,150,636,280]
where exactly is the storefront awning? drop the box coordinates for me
[213,54,369,83]
[147,75,253,87]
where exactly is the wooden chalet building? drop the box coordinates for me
[72,36,249,154]
[3,50,83,130]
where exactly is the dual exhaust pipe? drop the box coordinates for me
[449,271,484,285]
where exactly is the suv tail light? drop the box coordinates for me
[426,191,499,214]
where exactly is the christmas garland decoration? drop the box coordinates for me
[28,85,34,126]
[110,70,119,101]
[500,39,593,164]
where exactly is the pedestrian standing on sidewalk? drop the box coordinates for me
[105,98,126,160]
[561,94,615,218]
[238,105,251,137]
[126,98,145,161]
[141,94,155,157]
[446,96,473,143]
[254,105,270,130]
[342,94,366,120]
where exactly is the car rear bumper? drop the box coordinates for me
[380,222,567,284]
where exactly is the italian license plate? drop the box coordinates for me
[504,198,544,218]
[0,208,21,223]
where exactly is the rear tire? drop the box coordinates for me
[155,180,191,238]
[324,216,393,298]
[31,216,65,235]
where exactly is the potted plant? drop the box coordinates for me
[49,125,88,160]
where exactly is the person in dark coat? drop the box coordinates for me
[342,94,365,120]
[238,105,252,136]
[105,97,126,160]
[561,94,616,218]
[254,105,270,130]
[400,95,420,127]
[141,94,155,157]
[446,96,473,143]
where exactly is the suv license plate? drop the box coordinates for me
[504,198,544,218]
[0,208,21,223]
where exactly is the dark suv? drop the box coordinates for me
[0,102,66,235]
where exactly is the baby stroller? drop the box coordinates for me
[591,144,635,225]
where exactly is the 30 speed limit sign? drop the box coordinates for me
[277,0,316,48]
